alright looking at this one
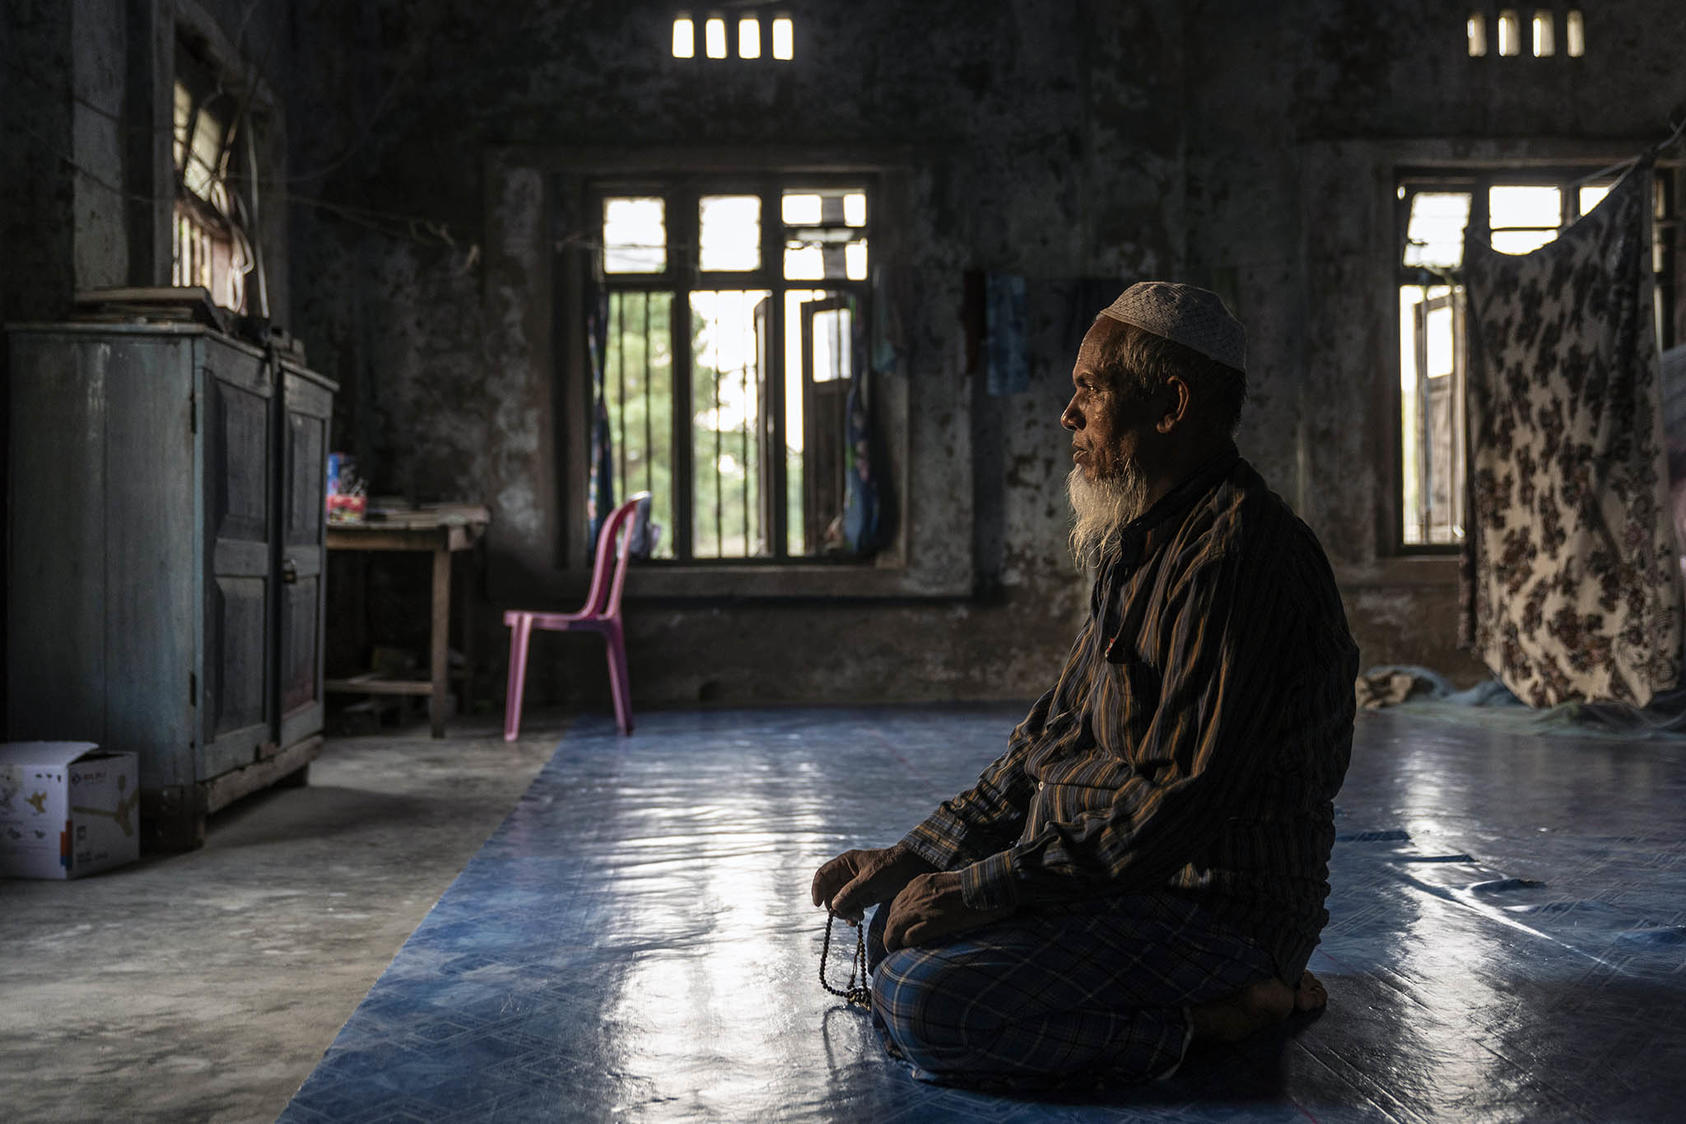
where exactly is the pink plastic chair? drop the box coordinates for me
[503,492,649,739]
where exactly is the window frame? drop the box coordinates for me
[588,172,876,567]
[1391,164,1679,556]
[170,39,255,312]
[489,145,979,602]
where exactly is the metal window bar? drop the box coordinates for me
[762,185,790,559]
[1452,292,1468,540]
[740,333,751,555]
[608,292,661,505]
[1413,291,1433,545]
[670,196,696,561]
[713,314,723,556]
[643,294,654,494]
[615,293,628,499]
[754,297,777,558]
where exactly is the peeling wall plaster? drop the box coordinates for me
[7,0,1686,712]
[2,2,83,324]
[286,0,1190,706]
[273,0,1686,707]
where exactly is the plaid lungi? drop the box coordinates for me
[867,892,1275,1087]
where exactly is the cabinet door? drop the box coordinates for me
[9,331,199,842]
[277,368,332,749]
[200,345,275,780]
[6,336,113,744]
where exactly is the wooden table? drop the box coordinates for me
[324,505,491,737]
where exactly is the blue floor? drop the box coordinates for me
[280,705,1686,1122]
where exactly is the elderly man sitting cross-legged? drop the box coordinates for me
[812,282,1358,1088]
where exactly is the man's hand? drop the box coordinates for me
[882,871,1014,951]
[811,843,935,922]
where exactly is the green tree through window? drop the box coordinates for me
[598,181,872,562]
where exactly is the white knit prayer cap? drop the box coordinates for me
[1096,282,1247,373]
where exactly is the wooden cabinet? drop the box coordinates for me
[5,323,336,850]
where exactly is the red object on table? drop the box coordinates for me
[327,493,367,523]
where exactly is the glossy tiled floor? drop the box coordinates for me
[280,706,1686,1122]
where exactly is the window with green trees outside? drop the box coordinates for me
[597,180,871,561]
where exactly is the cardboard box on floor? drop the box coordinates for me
[0,742,140,878]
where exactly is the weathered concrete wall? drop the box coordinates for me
[285,0,1686,708]
[288,0,1185,707]
[70,0,130,293]
[1,1,79,324]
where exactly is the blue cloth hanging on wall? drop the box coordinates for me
[843,380,879,554]
[586,279,615,549]
[986,273,1029,396]
[844,291,883,555]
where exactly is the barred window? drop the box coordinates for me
[171,46,255,312]
[596,178,872,561]
[1395,169,1676,548]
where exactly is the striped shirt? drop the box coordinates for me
[902,448,1358,979]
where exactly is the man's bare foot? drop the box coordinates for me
[1295,969,1327,1013]
[1190,971,1327,1043]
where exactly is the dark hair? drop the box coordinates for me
[1093,319,1248,436]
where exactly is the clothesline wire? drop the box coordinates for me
[0,32,418,188]
[12,117,462,249]
[1566,115,1686,190]
[10,119,158,205]
[0,55,160,131]
[285,192,461,248]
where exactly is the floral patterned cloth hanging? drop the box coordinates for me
[1462,160,1683,706]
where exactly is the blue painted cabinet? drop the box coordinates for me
[5,323,336,850]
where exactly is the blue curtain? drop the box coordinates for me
[986,273,1029,396]
[843,291,882,554]
[586,279,615,549]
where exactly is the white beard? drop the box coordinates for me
[1067,461,1148,569]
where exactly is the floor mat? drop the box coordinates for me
[280,705,1686,1122]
